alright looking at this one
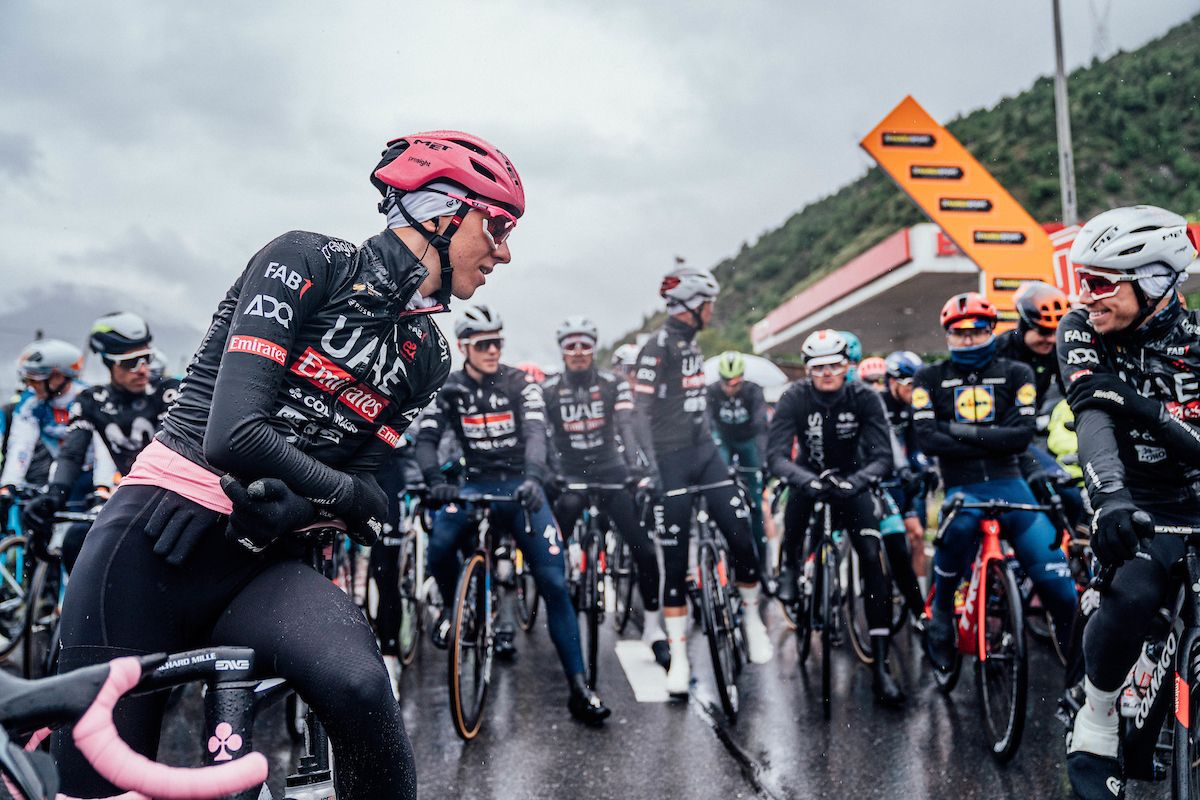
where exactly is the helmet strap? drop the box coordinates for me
[394,196,468,309]
[1130,272,1182,332]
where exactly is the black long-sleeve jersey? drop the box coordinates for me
[911,356,1037,487]
[995,328,1064,408]
[766,380,892,487]
[1057,303,1200,511]
[50,378,181,490]
[415,365,547,484]
[157,229,451,508]
[882,389,926,471]
[706,380,769,455]
[633,317,710,465]
[541,367,644,478]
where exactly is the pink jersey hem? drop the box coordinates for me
[122,440,232,514]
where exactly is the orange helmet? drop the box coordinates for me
[940,292,998,330]
[1014,281,1069,331]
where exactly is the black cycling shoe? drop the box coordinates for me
[925,606,955,671]
[1067,751,1124,799]
[774,567,797,606]
[495,624,517,661]
[430,609,451,651]
[567,674,611,725]
[650,639,671,671]
[870,637,906,707]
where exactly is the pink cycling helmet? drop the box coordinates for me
[372,131,525,217]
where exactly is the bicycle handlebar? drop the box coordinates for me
[662,480,735,498]
[561,482,627,493]
[71,657,268,799]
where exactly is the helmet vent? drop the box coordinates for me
[1118,244,1146,256]
[469,159,498,183]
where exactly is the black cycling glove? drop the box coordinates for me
[222,476,316,554]
[426,482,460,508]
[1089,489,1149,566]
[332,473,386,545]
[796,475,832,500]
[22,485,66,535]
[515,477,544,512]
[829,473,866,500]
[144,491,226,566]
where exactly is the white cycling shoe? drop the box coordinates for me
[742,615,774,664]
[665,646,691,696]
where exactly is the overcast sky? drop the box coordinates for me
[1,1,1196,370]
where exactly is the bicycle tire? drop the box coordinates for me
[583,531,601,688]
[821,543,834,722]
[845,548,874,666]
[1173,627,1200,799]
[449,553,490,740]
[975,560,1028,763]
[610,532,636,635]
[22,560,59,679]
[397,539,420,667]
[0,535,30,661]
[776,536,798,629]
[514,550,540,632]
[699,542,739,722]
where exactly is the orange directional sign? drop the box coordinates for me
[861,96,1057,325]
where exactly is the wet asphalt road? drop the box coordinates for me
[151,598,1170,800]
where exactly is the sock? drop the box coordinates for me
[642,609,666,644]
[739,585,765,628]
[1069,678,1121,758]
[665,614,688,649]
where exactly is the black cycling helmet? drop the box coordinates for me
[89,311,152,358]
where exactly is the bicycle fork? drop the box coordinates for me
[958,519,1003,659]
[1171,548,1200,797]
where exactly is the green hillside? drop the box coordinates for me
[614,15,1200,359]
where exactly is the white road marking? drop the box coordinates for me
[614,640,669,702]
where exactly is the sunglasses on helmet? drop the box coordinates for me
[1076,267,1138,300]
[431,190,517,250]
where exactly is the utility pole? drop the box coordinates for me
[1052,0,1078,225]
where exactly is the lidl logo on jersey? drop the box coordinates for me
[911,387,931,410]
[954,385,995,423]
[1016,383,1036,406]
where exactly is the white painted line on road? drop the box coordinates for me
[614,640,669,702]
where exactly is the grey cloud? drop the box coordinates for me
[0,133,38,181]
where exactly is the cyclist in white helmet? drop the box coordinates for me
[632,266,772,697]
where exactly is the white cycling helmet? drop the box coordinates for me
[454,304,504,339]
[556,315,598,345]
[1070,205,1197,275]
[17,339,84,380]
[660,266,720,314]
[801,329,849,367]
[611,343,639,369]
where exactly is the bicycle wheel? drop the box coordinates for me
[821,544,835,721]
[1173,628,1200,798]
[514,549,540,632]
[449,553,491,740]
[699,542,740,722]
[777,539,798,628]
[975,560,1028,763]
[845,549,874,666]
[22,561,60,679]
[583,531,602,688]
[610,532,636,634]
[0,536,30,661]
[397,539,420,667]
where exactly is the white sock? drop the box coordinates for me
[1069,678,1121,758]
[642,609,666,644]
[739,585,764,626]
[665,615,688,649]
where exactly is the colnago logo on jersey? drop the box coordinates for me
[228,335,288,366]
[462,411,516,439]
[290,348,390,422]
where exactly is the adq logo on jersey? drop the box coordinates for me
[954,385,995,423]
[244,295,294,329]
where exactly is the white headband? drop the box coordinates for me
[1134,262,1188,299]
[385,181,464,230]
